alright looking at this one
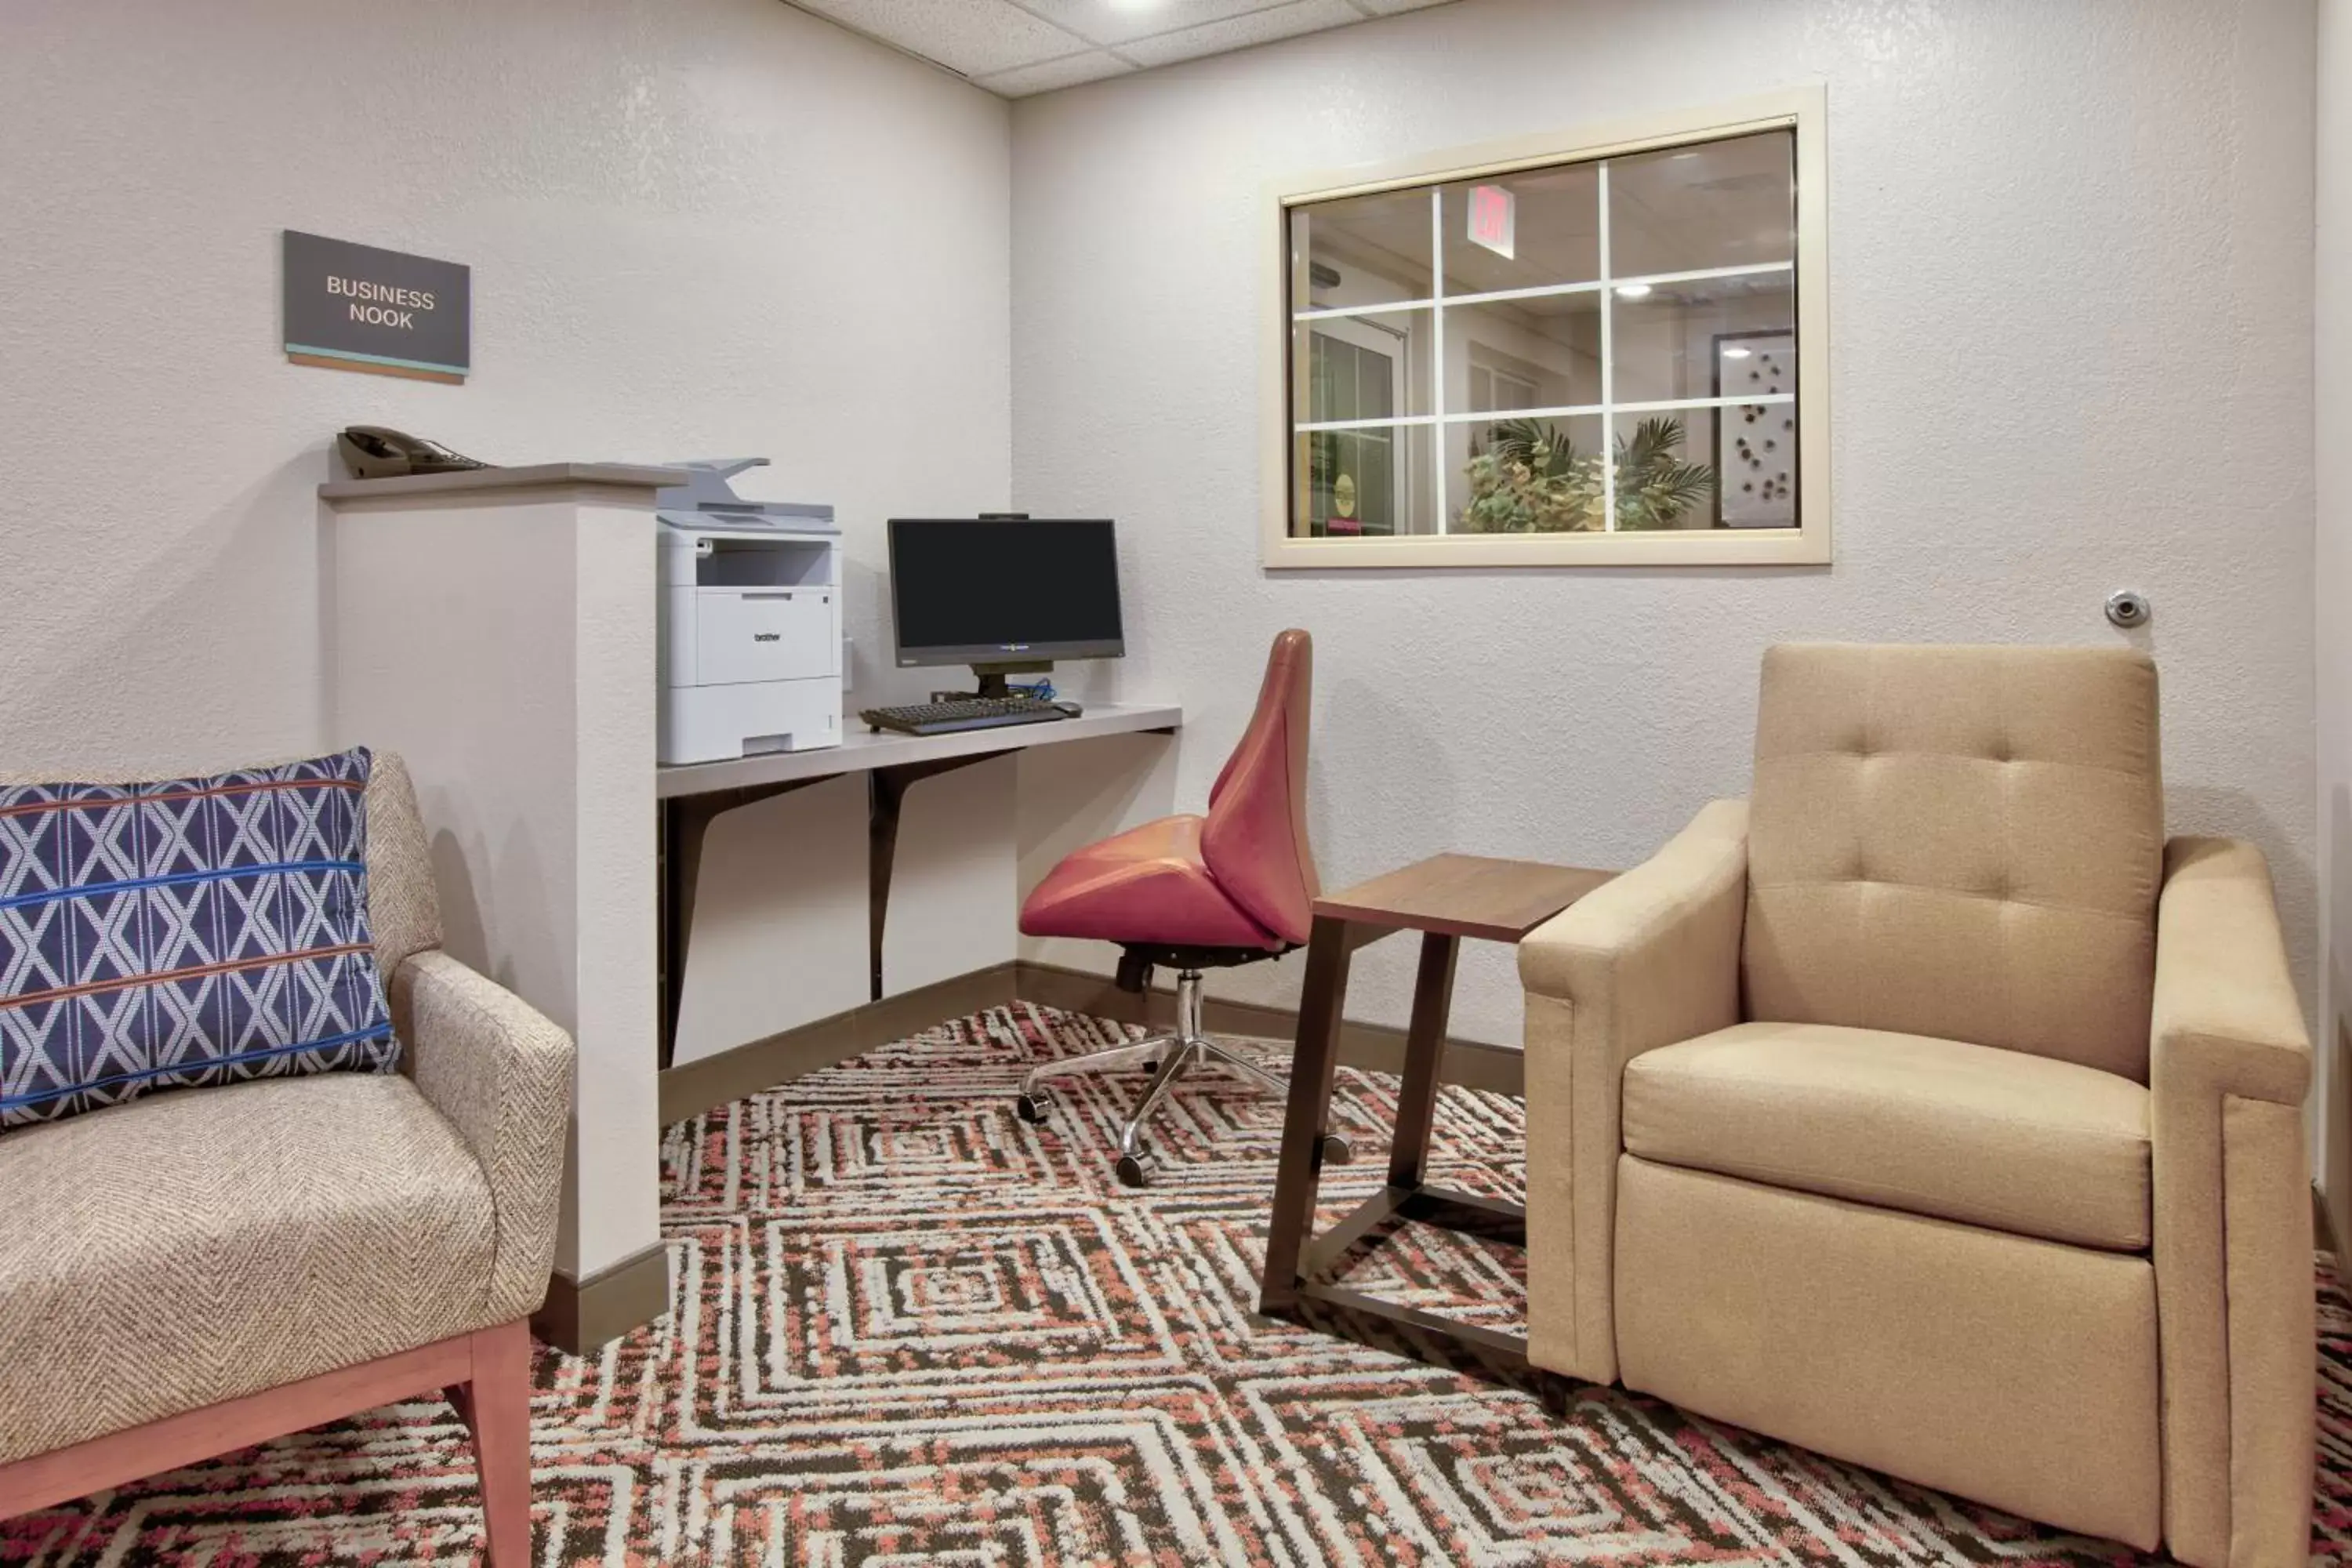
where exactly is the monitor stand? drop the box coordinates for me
[956,660,1052,701]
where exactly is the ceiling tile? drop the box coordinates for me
[1011,0,1298,49]
[1352,0,1451,13]
[788,0,1090,78]
[975,49,1138,96]
[1116,0,1367,68]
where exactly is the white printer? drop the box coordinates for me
[656,459,842,765]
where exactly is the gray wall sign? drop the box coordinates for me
[282,230,470,383]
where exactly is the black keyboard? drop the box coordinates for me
[860,696,1074,737]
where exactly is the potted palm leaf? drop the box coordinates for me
[1458,415,1715,533]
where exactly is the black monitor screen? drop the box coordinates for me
[887,518,1124,665]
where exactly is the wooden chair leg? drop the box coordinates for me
[463,1320,535,1568]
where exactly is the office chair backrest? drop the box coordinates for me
[1744,641,2165,1080]
[1201,628,1319,946]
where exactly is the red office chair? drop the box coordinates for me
[1016,629,1349,1187]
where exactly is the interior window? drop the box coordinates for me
[1275,107,1817,563]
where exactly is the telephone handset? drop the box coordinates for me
[337,425,492,481]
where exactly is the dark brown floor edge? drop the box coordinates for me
[532,1242,670,1356]
[657,957,1521,1134]
[1012,959,1526,1097]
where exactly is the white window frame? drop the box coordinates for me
[1259,85,1829,570]
[1303,312,1412,535]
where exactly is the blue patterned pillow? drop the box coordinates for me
[0,747,398,1129]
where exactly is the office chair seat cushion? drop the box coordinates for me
[0,748,399,1131]
[1020,815,1284,950]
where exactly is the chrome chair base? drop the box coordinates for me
[1016,968,1352,1188]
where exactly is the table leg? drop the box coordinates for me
[1258,914,1353,1316]
[1385,931,1459,1190]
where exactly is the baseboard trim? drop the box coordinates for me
[533,1243,670,1356]
[655,956,1523,1133]
[657,963,1022,1126]
[1011,959,1523,1096]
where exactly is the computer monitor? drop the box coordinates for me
[886,517,1124,696]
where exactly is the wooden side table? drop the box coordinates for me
[1258,853,1612,1377]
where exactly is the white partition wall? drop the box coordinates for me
[325,464,672,1298]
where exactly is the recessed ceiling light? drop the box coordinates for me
[1107,0,1167,10]
[1614,282,1653,299]
[1723,346,1752,358]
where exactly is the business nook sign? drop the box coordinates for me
[282,230,470,383]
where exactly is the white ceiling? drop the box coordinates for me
[785,0,1457,98]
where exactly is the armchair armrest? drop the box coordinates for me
[2151,837,2310,1106]
[2149,837,2314,1566]
[1517,798,1748,1384]
[389,949,576,1325]
[1519,797,1751,1024]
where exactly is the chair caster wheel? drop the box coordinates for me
[1115,1151,1155,1189]
[1014,1092,1051,1124]
[1318,1133,1352,1166]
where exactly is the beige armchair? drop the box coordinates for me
[1520,644,2313,1566]
[0,753,572,1568]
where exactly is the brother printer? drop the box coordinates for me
[656,459,843,765]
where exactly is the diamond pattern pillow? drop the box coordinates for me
[0,747,398,1129]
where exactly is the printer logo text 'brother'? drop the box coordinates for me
[753,632,780,643]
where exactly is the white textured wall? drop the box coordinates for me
[2320,0,2352,1221]
[1011,0,2319,1051]
[0,0,1010,778]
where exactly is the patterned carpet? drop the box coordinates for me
[9,1001,2352,1566]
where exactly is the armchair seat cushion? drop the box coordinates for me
[1622,1022,2151,1251]
[0,1070,497,1465]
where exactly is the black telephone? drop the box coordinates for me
[337,425,492,481]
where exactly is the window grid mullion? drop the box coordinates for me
[1289,260,1793,324]
[1297,392,1791,435]
[1430,186,1446,535]
[1598,160,1615,533]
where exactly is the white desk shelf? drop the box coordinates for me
[656,702,1182,799]
[654,702,1181,1066]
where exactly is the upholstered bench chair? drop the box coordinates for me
[0,752,573,1568]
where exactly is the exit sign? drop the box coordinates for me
[1468,184,1515,260]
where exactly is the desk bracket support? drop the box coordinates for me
[658,778,829,1069]
[659,749,1022,1065]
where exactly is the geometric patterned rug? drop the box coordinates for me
[9,1002,2352,1566]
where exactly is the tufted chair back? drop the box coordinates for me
[1743,643,2165,1080]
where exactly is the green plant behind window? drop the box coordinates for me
[1458,416,1715,533]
